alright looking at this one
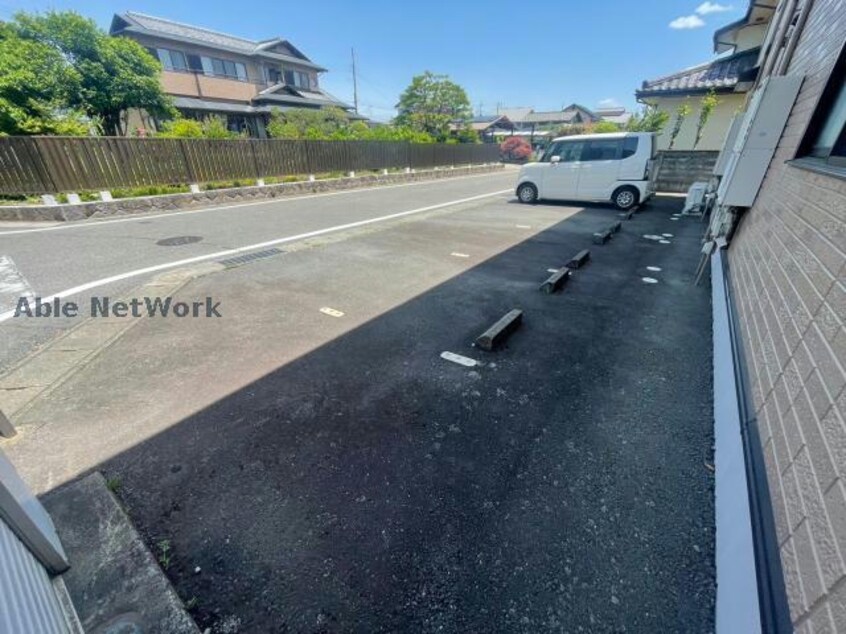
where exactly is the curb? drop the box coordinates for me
[0,164,504,223]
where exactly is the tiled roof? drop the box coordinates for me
[111,12,325,70]
[119,12,259,52]
[637,48,759,97]
[497,107,533,122]
[523,110,579,124]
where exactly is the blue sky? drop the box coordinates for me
[2,0,744,121]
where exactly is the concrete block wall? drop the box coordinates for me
[653,151,719,193]
[727,0,846,630]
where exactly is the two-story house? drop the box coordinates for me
[109,12,359,137]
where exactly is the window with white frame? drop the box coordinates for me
[799,41,846,168]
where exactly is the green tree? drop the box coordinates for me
[592,120,620,133]
[158,117,203,138]
[694,89,719,148]
[266,107,350,139]
[394,71,472,141]
[10,10,174,135]
[626,106,670,133]
[0,22,89,135]
[668,101,691,150]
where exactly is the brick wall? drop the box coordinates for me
[727,0,846,630]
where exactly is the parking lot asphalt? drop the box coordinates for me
[9,192,715,632]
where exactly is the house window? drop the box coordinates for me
[157,48,188,71]
[203,57,248,81]
[282,69,313,89]
[799,41,846,167]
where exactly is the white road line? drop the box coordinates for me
[440,351,478,367]
[0,172,510,237]
[0,189,511,323]
[450,252,470,258]
[0,255,35,314]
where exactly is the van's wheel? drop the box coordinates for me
[517,183,538,204]
[612,186,639,211]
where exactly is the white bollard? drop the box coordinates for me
[189,183,201,194]
[308,174,315,182]
[41,195,58,206]
[99,190,113,202]
[256,178,265,187]
[348,171,355,178]
[381,169,388,176]
[66,193,81,204]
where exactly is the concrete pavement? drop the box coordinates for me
[2,186,715,632]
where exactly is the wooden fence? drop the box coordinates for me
[0,137,501,195]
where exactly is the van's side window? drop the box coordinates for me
[622,137,639,158]
[582,140,621,161]
[558,141,585,162]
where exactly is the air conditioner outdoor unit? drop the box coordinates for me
[716,75,803,208]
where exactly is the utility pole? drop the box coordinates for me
[351,47,359,114]
[478,101,483,117]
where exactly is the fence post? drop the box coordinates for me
[249,139,262,182]
[178,139,198,188]
[304,140,315,180]
[29,138,59,194]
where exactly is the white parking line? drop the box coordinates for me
[0,189,511,323]
[440,351,479,367]
[0,172,509,237]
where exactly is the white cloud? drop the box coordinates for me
[695,2,733,15]
[669,14,706,29]
[598,98,621,108]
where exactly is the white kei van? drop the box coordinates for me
[515,132,656,210]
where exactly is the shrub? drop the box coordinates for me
[500,136,532,162]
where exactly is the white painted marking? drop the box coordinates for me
[515,224,531,229]
[646,266,662,272]
[642,277,659,284]
[642,234,661,241]
[659,239,671,244]
[440,351,478,367]
[0,189,511,323]
[662,233,674,238]
[0,172,508,236]
[320,307,344,317]
[670,217,680,221]
[0,255,35,314]
[451,252,470,258]
[547,268,559,274]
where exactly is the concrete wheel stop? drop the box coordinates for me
[475,309,523,351]
[567,249,591,269]
[540,268,572,294]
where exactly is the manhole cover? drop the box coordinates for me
[156,235,203,247]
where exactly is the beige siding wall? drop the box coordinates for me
[726,0,846,630]
[649,93,745,151]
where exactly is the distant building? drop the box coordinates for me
[450,115,515,143]
[595,107,633,127]
[110,12,360,137]
[636,3,775,150]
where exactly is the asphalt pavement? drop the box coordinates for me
[3,177,716,633]
[0,170,512,370]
